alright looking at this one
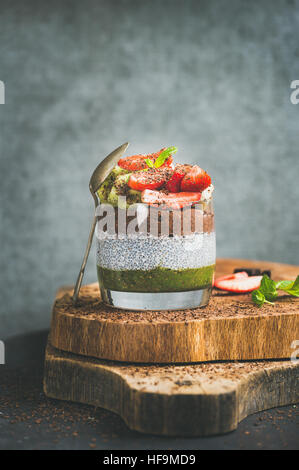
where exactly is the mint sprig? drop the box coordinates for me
[259,275,278,302]
[145,146,178,169]
[155,146,177,167]
[252,274,299,307]
[275,276,299,296]
[144,158,154,168]
[252,289,274,307]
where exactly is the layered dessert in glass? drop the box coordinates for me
[95,147,215,310]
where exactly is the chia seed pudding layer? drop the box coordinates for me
[96,232,216,271]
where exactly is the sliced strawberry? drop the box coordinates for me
[181,165,211,192]
[141,189,202,209]
[214,273,262,293]
[165,172,183,193]
[118,148,173,172]
[165,164,193,192]
[214,272,249,283]
[128,167,172,192]
[118,154,149,171]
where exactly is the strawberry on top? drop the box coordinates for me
[115,146,213,209]
[118,148,173,172]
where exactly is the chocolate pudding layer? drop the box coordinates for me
[97,204,214,237]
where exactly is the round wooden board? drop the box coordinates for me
[43,341,299,437]
[50,258,299,363]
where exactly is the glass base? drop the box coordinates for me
[100,287,212,311]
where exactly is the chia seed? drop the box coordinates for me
[96,232,216,271]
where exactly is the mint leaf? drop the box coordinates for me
[276,275,299,297]
[252,289,275,307]
[154,146,178,168]
[275,280,293,290]
[252,289,265,307]
[252,273,299,307]
[145,158,154,168]
[259,274,278,302]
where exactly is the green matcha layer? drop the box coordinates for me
[97,264,215,293]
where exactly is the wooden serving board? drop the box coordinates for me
[50,258,299,363]
[43,341,299,437]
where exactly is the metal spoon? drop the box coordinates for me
[72,142,129,304]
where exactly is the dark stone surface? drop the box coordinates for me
[0,330,298,450]
[0,0,299,339]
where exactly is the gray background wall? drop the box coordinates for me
[0,0,298,339]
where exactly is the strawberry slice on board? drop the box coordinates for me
[118,148,173,172]
[214,272,262,293]
[165,164,193,193]
[141,189,202,209]
[181,165,211,192]
[214,272,249,283]
[128,167,173,192]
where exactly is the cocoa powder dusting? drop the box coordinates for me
[55,284,298,324]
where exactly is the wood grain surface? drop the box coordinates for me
[50,258,299,363]
[43,341,299,437]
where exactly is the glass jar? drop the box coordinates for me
[96,198,215,310]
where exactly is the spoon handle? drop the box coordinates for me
[72,214,97,305]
